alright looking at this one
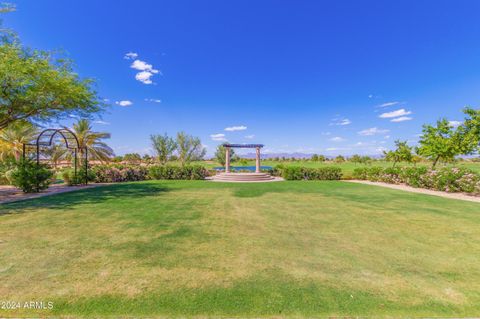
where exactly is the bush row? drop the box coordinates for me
[61,164,211,185]
[273,165,343,180]
[353,166,480,194]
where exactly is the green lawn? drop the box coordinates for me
[1,180,479,318]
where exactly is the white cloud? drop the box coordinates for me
[245,134,255,139]
[225,125,247,131]
[449,120,462,128]
[93,120,110,125]
[330,118,351,126]
[391,116,413,122]
[124,52,138,60]
[378,101,400,108]
[321,132,332,136]
[130,59,160,85]
[68,114,79,118]
[135,71,157,85]
[379,108,412,118]
[103,98,110,102]
[210,133,227,141]
[358,127,390,136]
[115,100,133,107]
[144,98,161,103]
[330,136,345,142]
[384,135,390,139]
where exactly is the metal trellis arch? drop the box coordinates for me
[22,128,89,185]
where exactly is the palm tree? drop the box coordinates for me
[71,119,114,162]
[0,121,38,161]
[42,144,68,169]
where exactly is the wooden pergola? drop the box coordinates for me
[222,143,264,173]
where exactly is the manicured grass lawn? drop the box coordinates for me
[0,180,479,318]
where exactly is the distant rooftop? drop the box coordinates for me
[222,143,264,148]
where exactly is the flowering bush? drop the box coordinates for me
[275,166,342,180]
[91,164,149,183]
[353,166,480,194]
[148,165,209,180]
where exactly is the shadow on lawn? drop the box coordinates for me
[0,182,172,215]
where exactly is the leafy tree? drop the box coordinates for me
[150,133,177,164]
[215,145,236,166]
[0,42,103,130]
[317,154,326,162]
[384,140,413,167]
[456,107,480,155]
[176,132,206,166]
[123,153,142,164]
[72,119,114,162]
[416,119,460,168]
[350,154,362,165]
[311,154,319,161]
[0,120,37,160]
[334,155,345,163]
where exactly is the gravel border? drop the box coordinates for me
[345,180,480,203]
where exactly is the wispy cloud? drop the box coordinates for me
[377,101,400,108]
[210,133,227,141]
[330,118,351,126]
[358,127,390,136]
[115,100,133,107]
[93,120,110,125]
[330,136,345,142]
[390,116,412,122]
[245,134,255,139]
[225,125,247,131]
[144,98,161,103]
[379,108,412,118]
[124,52,138,60]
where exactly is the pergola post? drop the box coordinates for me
[225,147,231,173]
[255,147,261,173]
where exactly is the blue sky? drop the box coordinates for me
[5,0,480,156]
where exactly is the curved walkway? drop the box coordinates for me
[346,180,480,203]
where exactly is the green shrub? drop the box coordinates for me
[91,164,149,183]
[62,167,96,186]
[281,166,342,181]
[148,165,209,180]
[10,159,53,193]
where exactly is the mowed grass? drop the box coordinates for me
[0,180,479,318]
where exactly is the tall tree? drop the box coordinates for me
[0,120,37,160]
[0,42,104,129]
[384,140,413,167]
[41,144,67,169]
[416,119,459,168]
[456,107,480,155]
[150,133,177,164]
[175,132,206,166]
[214,145,236,166]
[71,119,114,162]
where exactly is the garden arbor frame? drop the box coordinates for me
[23,128,89,184]
[222,143,264,173]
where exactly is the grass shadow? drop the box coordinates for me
[0,181,172,215]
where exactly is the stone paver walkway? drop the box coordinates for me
[0,183,108,204]
[346,180,480,203]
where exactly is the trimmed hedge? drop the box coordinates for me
[274,165,342,180]
[353,166,480,194]
[148,165,209,180]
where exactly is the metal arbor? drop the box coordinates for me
[22,128,89,184]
